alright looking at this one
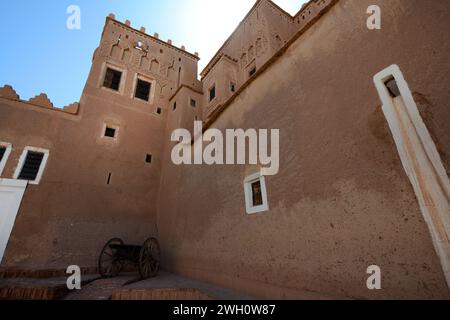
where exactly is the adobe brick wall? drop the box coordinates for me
[157,0,450,299]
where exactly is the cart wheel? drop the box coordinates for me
[138,238,161,279]
[98,238,124,278]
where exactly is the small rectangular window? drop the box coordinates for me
[209,86,216,102]
[103,68,122,91]
[104,127,117,138]
[0,147,5,162]
[0,142,12,176]
[173,102,177,111]
[244,173,269,215]
[385,78,400,98]
[249,67,257,78]
[190,98,197,108]
[251,180,263,207]
[146,154,153,164]
[135,79,152,101]
[13,147,49,185]
[18,151,44,181]
[230,82,236,93]
[156,107,162,115]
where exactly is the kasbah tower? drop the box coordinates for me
[0,0,450,299]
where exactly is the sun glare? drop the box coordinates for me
[179,0,308,71]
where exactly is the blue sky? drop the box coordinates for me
[0,0,306,107]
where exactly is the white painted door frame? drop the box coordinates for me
[0,179,27,264]
[374,64,450,289]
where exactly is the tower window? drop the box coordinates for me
[173,102,177,111]
[156,107,162,115]
[190,98,197,108]
[230,82,236,93]
[244,172,269,214]
[103,67,122,91]
[249,67,257,78]
[13,147,50,185]
[135,79,152,101]
[209,85,216,102]
[146,154,153,164]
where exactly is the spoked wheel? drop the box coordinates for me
[138,238,161,279]
[98,238,124,278]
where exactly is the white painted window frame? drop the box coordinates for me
[13,147,50,185]
[0,142,13,176]
[244,172,269,215]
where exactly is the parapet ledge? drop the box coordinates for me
[28,93,54,109]
[106,13,200,60]
[0,85,79,115]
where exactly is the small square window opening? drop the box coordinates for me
[103,68,122,91]
[104,127,117,138]
[135,79,152,101]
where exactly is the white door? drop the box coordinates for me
[0,179,27,263]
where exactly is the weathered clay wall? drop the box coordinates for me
[158,0,450,299]
[0,96,160,268]
[0,17,199,270]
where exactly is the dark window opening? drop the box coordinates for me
[103,68,122,91]
[230,82,236,93]
[249,67,257,78]
[18,151,44,181]
[156,107,162,115]
[190,99,197,108]
[173,102,177,111]
[146,154,153,164]
[251,180,263,207]
[135,79,152,101]
[385,78,401,98]
[0,146,6,162]
[107,173,112,185]
[209,86,216,102]
[104,127,116,138]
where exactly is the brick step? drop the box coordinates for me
[0,275,99,300]
[0,267,98,279]
[112,271,254,300]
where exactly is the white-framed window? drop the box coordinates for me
[0,142,13,176]
[244,172,269,214]
[13,147,50,185]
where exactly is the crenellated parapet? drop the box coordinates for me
[0,85,20,101]
[0,85,79,115]
[95,14,201,98]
